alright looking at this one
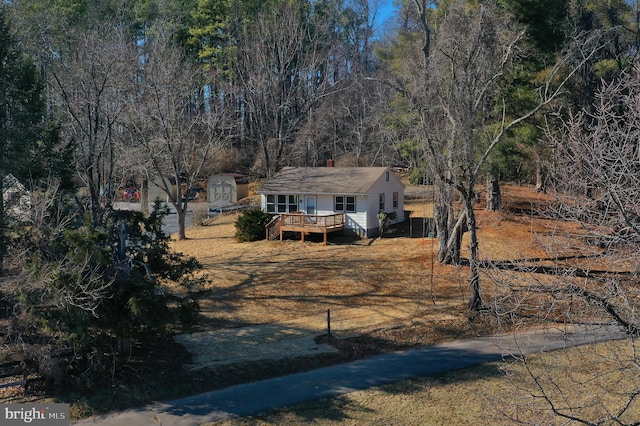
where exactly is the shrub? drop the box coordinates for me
[191,205,209,226]
[377,211,398,235]
[409,166,426,185]
[235,208,274,242]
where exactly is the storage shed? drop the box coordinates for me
[147,177,178,203]
[207,173,250,206]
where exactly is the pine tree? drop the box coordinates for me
[0,8,46,274]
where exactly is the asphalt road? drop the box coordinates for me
[73,323,626,426]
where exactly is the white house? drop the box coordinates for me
[258,166,405,238]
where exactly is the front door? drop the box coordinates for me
[305,196,316,214]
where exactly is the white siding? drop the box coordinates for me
[316,194,368,235]
[364,169,405,236]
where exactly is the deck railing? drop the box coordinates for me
[280,212,345,229]
[266,212,345,243]
[265,215,281,240]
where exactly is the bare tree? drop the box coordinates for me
[487,62,640,425]
[413,1,528,309]
[293,77,393,168]
[125,25,227,240]
[235,1,336,176]
[48,25,136,226]
[384,0,601,310]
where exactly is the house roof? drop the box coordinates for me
[258,167,402,195]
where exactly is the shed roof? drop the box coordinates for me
[210,173,250,184]
[258,167,401,195]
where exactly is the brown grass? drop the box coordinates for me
[169,185,587,334]
[177,184,638,425]
[207,340,640,426]
[171,206,464,331]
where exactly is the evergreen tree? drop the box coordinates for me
[0,7,47,274]
[12,202,203,387]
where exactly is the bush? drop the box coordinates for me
[191,205,209,226]
[409,165,433,185]
[235,208,274,242]
[409,166,425,185]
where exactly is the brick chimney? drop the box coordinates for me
[327,158,334,167]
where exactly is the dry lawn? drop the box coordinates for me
[7,184,635,422]
[166,185,627,375]
[207,339,640,426]
[171,198,466,333]
[174,184,639,425]
[170,184,594,336]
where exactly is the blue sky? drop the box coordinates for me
[378,0,397,22]
[373,0,399,36]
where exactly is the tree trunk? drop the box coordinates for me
[436,210,467,265]
[486,176,501,211]
[117,335,132,357]
[434,202,450,262]
[140,179,149,216]
[0,177,4,276]
[465,196,483,311]
[535,153,546,193]
[177,203,187,240]
[435,178,466,264]
[439,209,466,265]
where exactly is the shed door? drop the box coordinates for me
[305,196,316,214]
[214,183,232,203]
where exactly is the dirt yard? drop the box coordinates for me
[169,185,564,368]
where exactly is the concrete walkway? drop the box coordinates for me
[73,323,625,426]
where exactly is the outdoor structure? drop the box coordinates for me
[258,166,405,242]
[207,173,249,207]
[147,177,178,204]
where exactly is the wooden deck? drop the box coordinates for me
[266,213,345,245]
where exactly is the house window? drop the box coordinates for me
[393,192,398,209]
[288,195,298,212]
[379,193,385,211]
[277,195,288,212]
[335,195,356,213]
[386,171,390,182]
[346,196,356,212]
[267,194,276,213]
[268,194,298,213]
